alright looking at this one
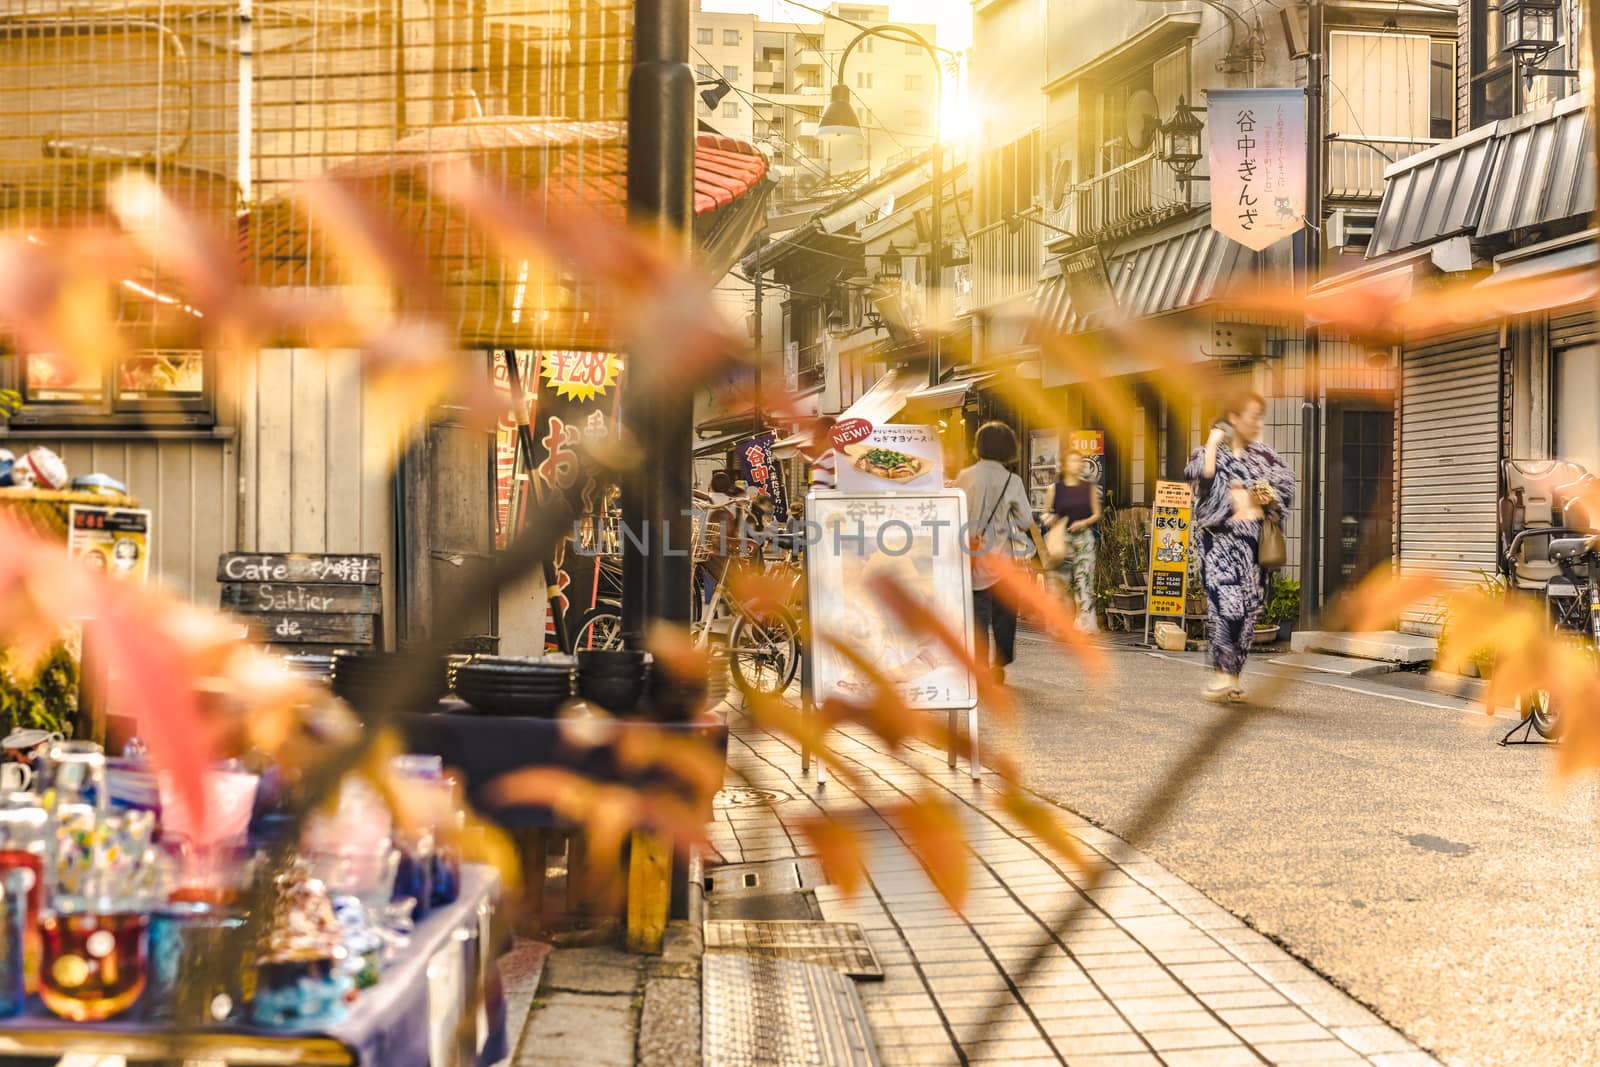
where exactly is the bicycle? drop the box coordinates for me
[570,508,803,700]
[1505,529,1600,741]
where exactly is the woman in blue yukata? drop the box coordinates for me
[1185,390,1295,703]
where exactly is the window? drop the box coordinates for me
[905,108,925,130]
[1556,345,1600,473]
[1078,46,1188,180]
[859,36,873,54]
[4,350,215,428]
[723,101,740,118]
[979,130,1039,226]
[723,29,740,46]
[837,7,873,19]
[1431,40,1456,138]
[697,27,713,45]
[904,74,922,91]
[906,42,921,56]
[1471,0,1516,124]
[855,71,873,89]
[1329,32,1438,142]
[723,65,740,82]
[697,64,715,79]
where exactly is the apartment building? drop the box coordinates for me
[691,2,939,206]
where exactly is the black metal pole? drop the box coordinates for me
[753,234,764,431]
[1299,0,1324,626]
[624,0,695,642]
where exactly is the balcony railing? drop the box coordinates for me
[971,224,1044,312]
[1325,135,1440,200]
[1070,148,1187,237]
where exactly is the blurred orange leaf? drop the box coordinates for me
[891,791,968,913]
[796,814,866,897]
[1000,788,1088,873]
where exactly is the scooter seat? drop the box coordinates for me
[1548,535,1600,562]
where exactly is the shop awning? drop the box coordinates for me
[1475,229,1600,311]
[692,429,752,457]
[1367,94,1593,258]
[772,366,928,452]
[1304,238,1475,325]
[905,371,995,409]
[1027,220,1251,339]
[240,120,771,348]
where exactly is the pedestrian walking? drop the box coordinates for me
[1043,450,1102,632]
[1185,390,1295,703]
[956,422,1048,684]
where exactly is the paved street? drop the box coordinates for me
[721,714,1438,1066]
[1000,634,1600,1067]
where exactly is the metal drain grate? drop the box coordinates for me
[703,953,881,1067]
[704,920,883,979]
[713,787,791,808]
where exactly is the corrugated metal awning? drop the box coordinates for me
[1368,94,1594,259]
[1476,95,1594,238]
[905,371,994,410]
[1027,221,1250,339]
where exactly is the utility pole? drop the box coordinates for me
[753,234,764,430]
[623,0,695,642]
[1299,0,1324,627]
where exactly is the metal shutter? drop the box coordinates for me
[1397,328,1502,634]
[1549,306,1598,348]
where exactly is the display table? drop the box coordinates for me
[0,866,508,1067]
[403,702,729,828]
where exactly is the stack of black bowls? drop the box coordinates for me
[282,652,337,687]
[450,655,576,717]
[332,650,449,713]
[576,650,651,715]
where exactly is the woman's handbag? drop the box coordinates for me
[1044,519,1069,568]
[1258,513,1287,569]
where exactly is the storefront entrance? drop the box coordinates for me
[1325,395,1394,598]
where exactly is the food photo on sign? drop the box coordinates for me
[834,424,944,492]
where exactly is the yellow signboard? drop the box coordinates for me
[1147,480,1192,617]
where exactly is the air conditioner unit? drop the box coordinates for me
[1326,208,1376,255]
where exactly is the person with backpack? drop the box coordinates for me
[955,422,1048,684]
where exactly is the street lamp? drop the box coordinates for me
[1499,0,1576,89]
[1159,96,1206,185]
[877,243,903,283]
[817,23,947,387]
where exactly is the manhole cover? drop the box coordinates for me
[703,953,880,1067]
[704,920,883,980]
[714,787,790,809]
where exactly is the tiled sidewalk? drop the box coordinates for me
[715,717,1439,1067]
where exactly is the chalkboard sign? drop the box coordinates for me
[217,554,380,585]
[220,553,381,647]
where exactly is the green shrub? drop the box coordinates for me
[1264,576,1300,625]
[0,645,78,737]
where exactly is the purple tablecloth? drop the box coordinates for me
[0,865,507,1067]
[403,702,729,830]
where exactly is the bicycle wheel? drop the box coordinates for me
[1517,689,1562,739]
[571,602,625,651]
[727,606,800,698]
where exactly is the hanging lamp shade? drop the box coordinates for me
[817,85,863,139]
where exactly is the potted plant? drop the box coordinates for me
[1263,576,1300,644]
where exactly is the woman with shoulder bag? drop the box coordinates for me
[1043,450,1102,633]
[956,422,1048,685]
[1184,390,1295,703]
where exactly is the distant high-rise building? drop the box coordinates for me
[691,2,938,208]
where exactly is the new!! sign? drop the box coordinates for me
[1208,88,1307,252]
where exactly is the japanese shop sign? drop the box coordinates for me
[1068,430,1105,486]
[806,490,975,711]
[538,349,619,402]
[834,424,944,492]
[1058,246,1117,328]
[70,506,152,583]
[1146,480,1192,618]
[736,431,789,516]
[1208,88,1306,252]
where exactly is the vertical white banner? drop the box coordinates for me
[1208,88,1307,252]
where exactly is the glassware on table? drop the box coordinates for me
[147,901,247,1024]
[0,792,47,993]
[40,741,109,905]
[0,867,27,1017]
[37,906,149,1021]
